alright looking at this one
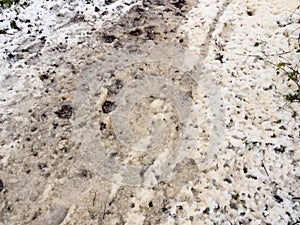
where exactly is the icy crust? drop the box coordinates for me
[0,0,299,224]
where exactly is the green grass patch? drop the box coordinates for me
[0,0,19,9]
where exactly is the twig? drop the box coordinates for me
[261,162,269,176]
[92,191,97,206]
[0,29,13,35]
[102,203,107,220]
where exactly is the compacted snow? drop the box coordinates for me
[0,0,299,224]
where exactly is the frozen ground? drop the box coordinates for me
[0,0,300,224]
